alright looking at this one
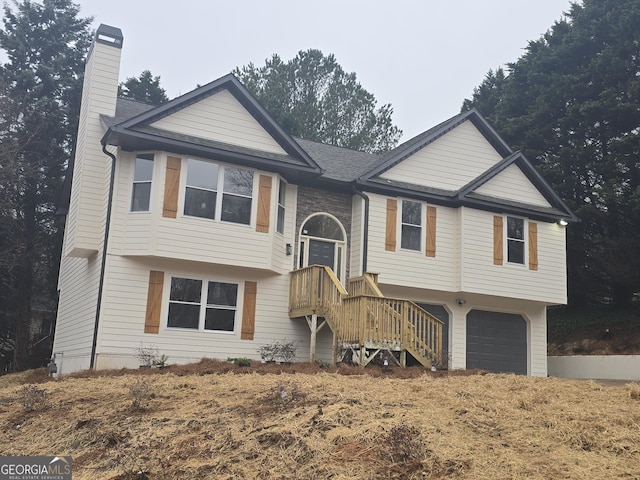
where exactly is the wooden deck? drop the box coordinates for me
[289,265,443,368]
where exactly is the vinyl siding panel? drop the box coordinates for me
[65,43,121,257]
[150,89,288,155]
[109,153,289,274]
[349,196,364,278]
[475,164,552,207]
[366,193,458,291]
[53,234,103,373]
[460,207,567,304]
[379,120,503,191]
[94,257,328,369]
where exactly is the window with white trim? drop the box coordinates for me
[400,199,422,251]
[507,216,525,264]
[277,179,286,234]
[183,159,253,225]
[167,276,238,332]
[130,154,154,211]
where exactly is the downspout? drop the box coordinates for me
[352,186,369,275]
[90,143,117,369]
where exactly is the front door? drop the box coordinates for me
[308,239,335,269]
[299,213,347,281]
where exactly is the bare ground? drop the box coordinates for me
[1,360,639,479]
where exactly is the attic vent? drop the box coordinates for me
[95,24,124,49]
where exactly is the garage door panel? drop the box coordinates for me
[466,310,527,374]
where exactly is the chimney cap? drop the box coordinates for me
[95,24,123,49]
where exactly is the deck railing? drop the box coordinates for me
[289,265,443,366]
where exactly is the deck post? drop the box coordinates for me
[310,313,318,362]
[400,350,407,367]
[332,332,338,366]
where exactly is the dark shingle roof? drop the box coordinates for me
[293,138,383,182]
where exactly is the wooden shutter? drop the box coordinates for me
[256,175,272,233]
[144,271,164,333]
[241,281,257,340]
[162,156,181,218]
[426,206,437,257]
[493,216,503,265]
[385,199,397,251]
[528,222,538,270]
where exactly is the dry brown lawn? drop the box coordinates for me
[0,360,639,479]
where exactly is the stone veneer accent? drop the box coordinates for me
[295,185,353,280]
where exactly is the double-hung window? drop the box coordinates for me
[167,276,238,332]
[507,216,525,264]
[277,179,286,234]
[183,159,253,225]
[401,199,422,251]
[130,154,154,212]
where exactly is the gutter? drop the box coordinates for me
[90,143,117,369]
[352,186,369,274]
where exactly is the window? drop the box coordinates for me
[221,168,253,224]
[131,154,154,211]
[167,276,238,332]
[277,179,286,234]
[401,200,422,251]
[184,159,218,219]
[183,159,253,225]
[507,216,525,264]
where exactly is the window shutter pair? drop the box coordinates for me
[162,157,273,234]
[492,216,538,270]
[143,271,258,338]
[385,199,436,256]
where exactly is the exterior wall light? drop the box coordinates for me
[286,243,292,256]
[456,298,466,306]
[559,219,568,226]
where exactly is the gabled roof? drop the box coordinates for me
[458,151,578,222]
[355,109,576,223]
[102,74,322,182]
[359,108,513,181]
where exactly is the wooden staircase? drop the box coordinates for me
[289,265,444,368]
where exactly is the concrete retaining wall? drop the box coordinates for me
[548,355,640,381]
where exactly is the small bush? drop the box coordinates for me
[18,384,49,411]
[257,341,298,363]
[129,379,152,410]
[135,343,159,367]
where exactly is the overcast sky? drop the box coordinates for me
[75,0,573,141]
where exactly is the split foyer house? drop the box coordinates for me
[53,25,576,376]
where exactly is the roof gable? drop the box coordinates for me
[360,108,512,182]
[458,151,577,222]
[377,119,504,191]
[150,89,288,156]
[474,163,552,208]
[103,74,321,178]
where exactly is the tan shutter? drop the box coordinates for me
[426,206,437,257]
[493,216,503,265]
[385,199,397,251]
[162,156,181,218]
[528,222,538,270]
[256,175,272,233]
[144,271,164,333]
[241,281,257,340]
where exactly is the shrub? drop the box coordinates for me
[18,384,49,411]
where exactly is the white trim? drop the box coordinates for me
[164,274,244,335]
[398,198,423,253]
[298,212,347,281]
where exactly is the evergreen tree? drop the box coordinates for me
[118,70,169,106]
[0,0,92,369]
[464,0,640,305]
[234,50,402,154]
